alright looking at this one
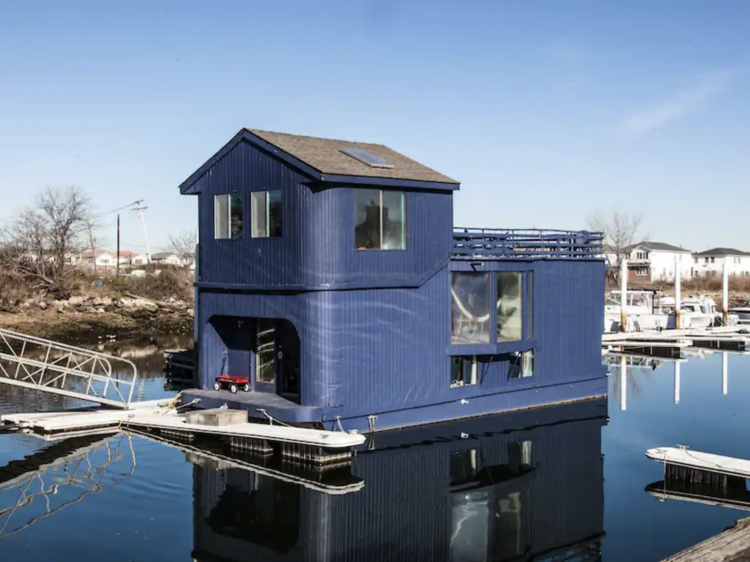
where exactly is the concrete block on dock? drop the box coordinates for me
[185,408,247,426]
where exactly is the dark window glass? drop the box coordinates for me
[355,189,405,250]
[497,272,522,342]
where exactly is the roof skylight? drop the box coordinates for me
[339,147,394,169]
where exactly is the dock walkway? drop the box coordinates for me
[660,517,750,561]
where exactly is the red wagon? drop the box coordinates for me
[213,374,250,394]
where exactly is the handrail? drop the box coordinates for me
[0,328,139,408]
[453,227,604,260]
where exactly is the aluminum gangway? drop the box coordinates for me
[0,328,138,408]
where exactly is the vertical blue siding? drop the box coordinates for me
[194,140,452,289]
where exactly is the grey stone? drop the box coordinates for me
[68,295,88,306]
[185,408,247,427]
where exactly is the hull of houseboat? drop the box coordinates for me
[182,374,607,434]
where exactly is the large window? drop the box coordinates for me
[251,190,282,238]
[214,194,243,239]
[355,189,405,250]
[451,273,491,344]
[497,272,523,342]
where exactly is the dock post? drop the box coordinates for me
[722,352,728,395]
[723,260,729,326]
[674,362,681,404]
[620,258,628,332]
[675,257,681,329]
[620,355,627,411]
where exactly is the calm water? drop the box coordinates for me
[0,343,749,561]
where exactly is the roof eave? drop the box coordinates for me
[319,173,460,191]
[179,130,324,194]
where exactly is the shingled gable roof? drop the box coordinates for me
[694,247,750,257]
[179,128,460,193]
[627,241,691,253]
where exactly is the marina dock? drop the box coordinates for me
[659,517,750,561]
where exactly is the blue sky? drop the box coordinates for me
[1,0,749,253]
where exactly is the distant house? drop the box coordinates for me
[81,249,116,271]
[131,253,150,266]
[151,252,184,266]
[624,242,692,283]
[692,248,750,277]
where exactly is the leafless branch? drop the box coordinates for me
[166,230,197,267]
[587,207,646,283]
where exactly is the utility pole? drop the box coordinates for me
[116,213,121,278]
[132,200,152,263]
[86,219,98,276]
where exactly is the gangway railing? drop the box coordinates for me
[0,329,138,408]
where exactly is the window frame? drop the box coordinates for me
[214,193,243,240]
[354,189,406,251]
[451,355,478,388]
[250,190,282,239]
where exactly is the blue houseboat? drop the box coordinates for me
[179,128,606,432]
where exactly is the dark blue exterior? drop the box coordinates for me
[181,130,607,431]
[192,399,607,562]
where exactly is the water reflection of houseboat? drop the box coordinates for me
[192,399,606,561]
[179,128,607,432]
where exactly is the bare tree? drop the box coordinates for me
[587,208,646,283]
[1,186,92,296]
[166,229,198,268]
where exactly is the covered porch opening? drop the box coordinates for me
[205,316,301,403]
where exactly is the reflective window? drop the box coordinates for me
[256,319,275,384]
[450,356,477,387]
[497,272,523,342]
[251,190,282,238]
[509,350,534,379]
[355,189,405,250]
[214,194,243,239]
[451,273,490,344]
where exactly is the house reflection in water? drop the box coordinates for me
[192,399,606,561]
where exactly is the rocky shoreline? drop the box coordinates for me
[0,294,194,345]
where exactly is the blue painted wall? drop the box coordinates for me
[192,399,606,562]
[186,132,606,428]
[191,139,452,290]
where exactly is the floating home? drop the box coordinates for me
[179,128,606,432]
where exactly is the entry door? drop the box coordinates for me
[276,320,300,399]
[255,319,277,393]
[254,319,300,399]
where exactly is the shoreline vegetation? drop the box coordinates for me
[0,269,194,344]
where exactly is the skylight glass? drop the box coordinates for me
[340,147,394,169]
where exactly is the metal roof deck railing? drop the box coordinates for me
[453,227,604,260]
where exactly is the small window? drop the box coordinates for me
[711,257,715,263]
[451,273,490,344]
[497,272,522,342]
[451,356,477,387]
[354,189,405,250]
[214,194,243,239]
[251,191,282,238]
[509,350,533,379]
[340,147,393,169]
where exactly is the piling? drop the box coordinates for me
[675,258,681,329]
[674,362,681,405]
[723,260,729,326]
[722,352,728,395]
[620,355,627,411]
[621,258,628,332]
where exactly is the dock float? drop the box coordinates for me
[658,516,750,561]
[646,446,750,489]
[1,403,366,466]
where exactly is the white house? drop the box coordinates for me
[81,249,117,271]
[692,248,750,277]
[622,242,693,283]
[131,253,150,266]
[152,252,186,267]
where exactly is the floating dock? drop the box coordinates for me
[646,446,750,486]
[604,326,750,360]
[1,402,366,467]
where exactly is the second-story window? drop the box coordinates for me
[251,190,282,238]
[355,189,405,250]
[214,194,243,239]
